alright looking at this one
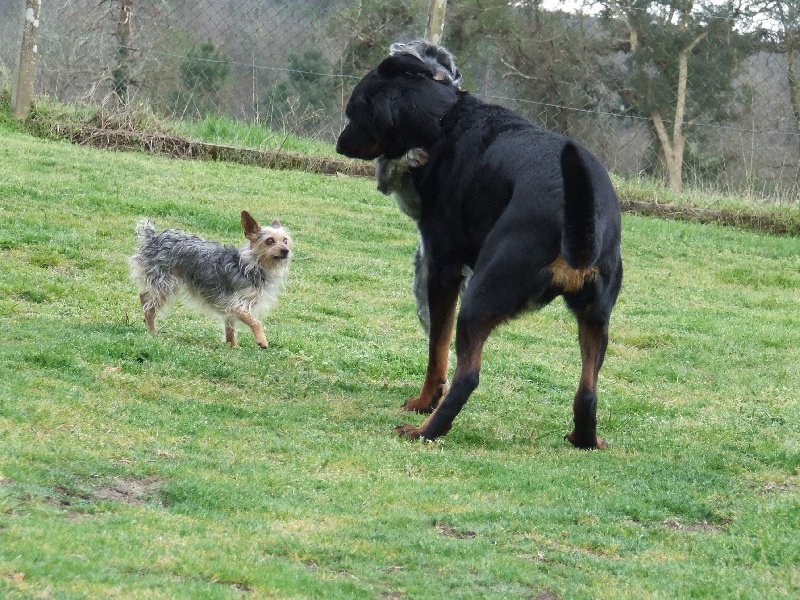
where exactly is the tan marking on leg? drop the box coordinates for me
[236,310,268,348]
[399,314,500,441]
[566,319,608,449]
[402,282,460,413]
[225,321,238,347]
[140,291,157,334]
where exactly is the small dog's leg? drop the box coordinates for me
[412,244,430,337]
[225,319,238,347]
[140,291,158,334]
[236,310,268,349]
[565,317,609,450]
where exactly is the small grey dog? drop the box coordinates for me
[129,211,292,348]
[375,41,469,336]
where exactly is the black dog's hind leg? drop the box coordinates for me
[563,261,621,449]
[565,316,609,449]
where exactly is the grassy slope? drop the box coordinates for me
[0,126,799,599]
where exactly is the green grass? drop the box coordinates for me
[1,124,799,599]
[172,115,338,156]
[611,171,800,221]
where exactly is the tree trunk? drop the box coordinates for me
[650,110,683,192]
[649,31,707,193]
[787,35,800,151]
[13,0,42,120]
[425,0,447,45]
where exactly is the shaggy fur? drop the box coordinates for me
[376,147,436,335]
[337,42,623,449]
[129,211,291,348]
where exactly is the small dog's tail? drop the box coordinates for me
[560,143,600,270]
[134,218,156,246]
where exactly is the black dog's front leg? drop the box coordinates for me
[399,266,461,414]
[395,372,477,440]
[396,302,504,440]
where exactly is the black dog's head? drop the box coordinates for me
[336,51,461,161]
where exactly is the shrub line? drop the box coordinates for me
[618,200,800,236]
[44,123,800,236]
[48,122,375,177]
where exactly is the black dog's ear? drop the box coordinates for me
[377,54,436,80]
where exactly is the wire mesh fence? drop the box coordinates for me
[1,0,799,200]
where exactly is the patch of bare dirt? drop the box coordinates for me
[93,476,165,506]
[434,523,477,539]
[661,518,727,533]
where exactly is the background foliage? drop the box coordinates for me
[2,0,800,198]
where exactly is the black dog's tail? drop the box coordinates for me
[560,143,600,270]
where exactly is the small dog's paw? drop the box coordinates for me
[257,340,269,349]
[405,148,428,168]
[394,425,422,440]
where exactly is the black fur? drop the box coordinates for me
[337,47,623,448]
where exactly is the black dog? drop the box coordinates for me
[336,43,623,449]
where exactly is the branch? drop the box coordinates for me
[607,0,639,53]
[651,108,671,151]
[674,30,709,137]
[499,56,535,81]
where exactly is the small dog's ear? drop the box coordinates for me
[271,219,281,228]
[241,211,262,240]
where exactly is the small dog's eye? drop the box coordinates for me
[265,238,275,245]
[283,238,289,244]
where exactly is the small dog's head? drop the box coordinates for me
[336,43,462,161]
[388,41,462,88]
[241,210,292,266]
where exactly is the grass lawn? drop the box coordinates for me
[0,125,799,599]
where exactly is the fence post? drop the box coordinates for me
[113,0,134,103]
[12,0,42,120]
[425,0,448,45]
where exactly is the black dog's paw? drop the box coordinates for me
[565,431,608,450]
[394,425,423,440]
[400,397,435,413]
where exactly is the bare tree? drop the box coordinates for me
[112,0,135,103]
[600,0,752,191]
[761,1,800,145]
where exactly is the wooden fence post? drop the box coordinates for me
[12,0,42,120]
[113,0,134,103]
[425,0,448,45]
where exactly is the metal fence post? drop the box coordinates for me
[12,0,42,120]
[425,0,447,45]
